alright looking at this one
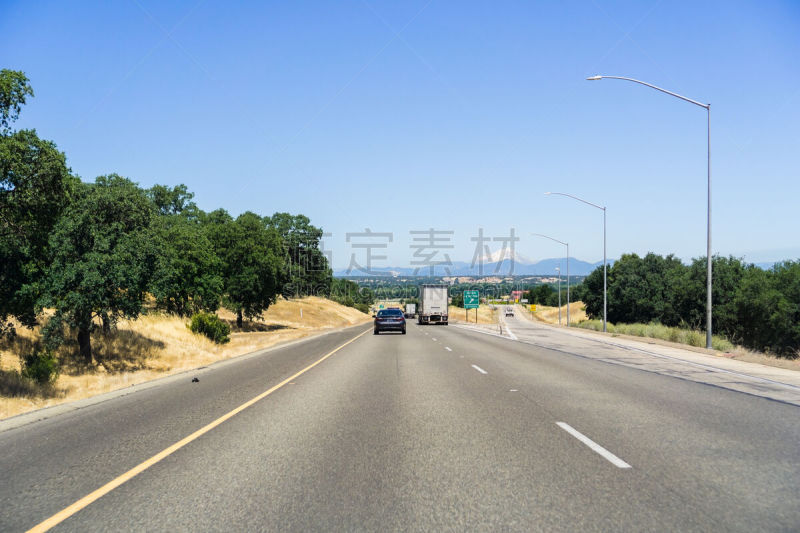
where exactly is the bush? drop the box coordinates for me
[189,312,230,344]
[686,330,704,347]
[354,303,370,314]
[21,350,60,385]
[575,319,735,352]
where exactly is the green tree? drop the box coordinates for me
[1,70,76,333]
[677,256,746,332]
[205,210,285,327]
[267,212,332,297]
[733,261,800,355]
[150,215,223,317]
[599,253,684,325]
[770,261,800,354]
[526,284,554,305]
[147,183,198,218]
[451,292,464,308]
[0,69,33,134]
[42,175,156,362]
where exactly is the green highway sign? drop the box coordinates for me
[463,290,479,309]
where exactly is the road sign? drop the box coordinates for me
[463,290,479,309]
[530,304,536,312]
[521,299,529,304]
[379,304,384,309]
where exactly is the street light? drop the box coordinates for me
[545,191,607,333]
[555,265,562,325]
[531,233,570,326]
[587,75,712,349]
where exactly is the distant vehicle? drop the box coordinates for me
[505,307,514,317]
[418,284,448,325]
[404,303,416,318]
[374,308,406,335]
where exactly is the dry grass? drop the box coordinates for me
[573,319,799,372]
[448,305,498,325]
[515,301,798,372]
[576,319,735,352]
[722,347,800,371]
[522,302,588,325]
[0,297,370,420]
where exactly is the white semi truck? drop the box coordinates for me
[418,284,448,325]
[404,303,416,318]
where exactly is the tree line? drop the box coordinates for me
[521,254,800,356]
[1,70,368,364]
[577,253,799,356]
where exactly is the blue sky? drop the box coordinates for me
[3,0,799,269]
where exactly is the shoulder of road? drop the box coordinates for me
[454,304,800,406]
[0,326,362,433]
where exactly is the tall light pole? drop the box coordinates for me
[555,265,562,325]
[532,233,570,326]
[587,75,712,349]
[545,192,607,333]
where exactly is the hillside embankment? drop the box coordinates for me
[0,297,370,420]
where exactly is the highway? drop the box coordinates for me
[2,321,799,531]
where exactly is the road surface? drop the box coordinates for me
[2,321,799,531]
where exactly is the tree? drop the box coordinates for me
[0,69,33,134]
[205,210,285,327]
[451,292,464,308]
[733,261,800,355]
[329,278,373,310]
[597,253,684,325]
[147,183,198,218]
[1,70,76,333]
[150,215,223,317]
[580,266,605,320]
[769,261,800,354]
[42,175,156,362]
[267,212,331,298]
[676,256,746,332]
[525,284,554,305]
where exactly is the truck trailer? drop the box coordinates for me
[404,303,416,318]
[418,284,448,325]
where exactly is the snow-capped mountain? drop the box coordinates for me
[477,248,534,265]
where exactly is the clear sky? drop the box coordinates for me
[3,0,799,269]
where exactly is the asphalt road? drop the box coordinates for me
[2,321,799,531]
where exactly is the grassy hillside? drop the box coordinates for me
[448,304,498,325]
[522,302,588,324]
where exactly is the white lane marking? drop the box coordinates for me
[556,422,632,469]
[509,389,518,392]
[504,324,518,340]
[432,338,437,341]
[445,346,452,351]
[471,364,488,375]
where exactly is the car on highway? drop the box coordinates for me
[505,307,514,317]
[374,308,406,335]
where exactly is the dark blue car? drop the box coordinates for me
[374,308,406,335]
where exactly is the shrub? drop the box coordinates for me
[189,312,230,344]
[711,336,735,352]
[21,350,60,385]
[686,330,704,347]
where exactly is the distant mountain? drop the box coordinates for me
[477,249,534,265]
[333,257,611,277]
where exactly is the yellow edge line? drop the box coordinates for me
[27,328,371,533]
